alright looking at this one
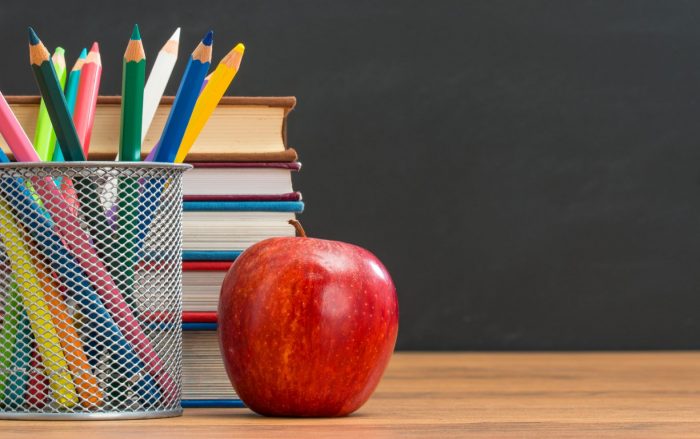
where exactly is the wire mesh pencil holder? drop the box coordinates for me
[0,162,190,420]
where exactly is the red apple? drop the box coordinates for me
[218,220,399,417]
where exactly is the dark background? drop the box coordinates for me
[2,1,700,350]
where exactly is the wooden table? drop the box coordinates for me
[3,352,700,438]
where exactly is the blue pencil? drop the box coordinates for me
[52,48,87,163]
[152,31,212,163]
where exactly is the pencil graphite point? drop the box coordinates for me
[234,43,245,54]
[28,27,40,45]
[131,24,141,40]
[202,30,213,46]
[79,48,88,59]
[90,41,99,52]
[54,46,65,55]
[171,27,181,41]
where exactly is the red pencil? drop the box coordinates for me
[73,42,102,156]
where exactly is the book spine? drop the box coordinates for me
[182,322,217,331]
[183,193,302,202]
[182,261,233,271]
[183,201,304,212]
[180,399,244,408]
[182,312,217,323]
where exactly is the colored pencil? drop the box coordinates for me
[3,305,31,408]
[53,48,87,162]
[0,284,22,398]
[117,25,145,312]
[73,42,101,157]
[25,349,49,408]
[0,92,39,162]
[28,27,84,161]
[175,43,244,163]
[33,47,66,161]
[120,24,146,162]
[36,256,103,408]
[142,27,179,144]
[152,30,213,162]
[0,197,78,408]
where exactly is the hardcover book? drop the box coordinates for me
[0,96,297,162]
[181,201,304,251]
[183,162,301,199]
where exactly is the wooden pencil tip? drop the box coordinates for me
[79,48,88,59]
[90,41,99,52]
[131,24,141,40]
[54,46,65,55]
[28,27,40,45]
[234,43,245,54]
[170,27,181,41]
[202,30,213,46]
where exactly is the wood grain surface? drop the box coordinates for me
[3,352,700,438]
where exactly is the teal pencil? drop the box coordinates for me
[52,48,87,162]
[28,27,85,161]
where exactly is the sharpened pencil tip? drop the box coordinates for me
[131,24,141,40]
[54,46,65,55]
[90,41,99,52]
[234,43,245,53]
[202,30,213,46]
[171,27,181,41]
[28,27,40,45]
[79,48,88,59]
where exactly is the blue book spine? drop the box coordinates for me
[183,201,304,212]
[182,322,218,331]
[181,399,245,408]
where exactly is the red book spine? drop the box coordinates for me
[182,261,233,271]
[182,312,218,323]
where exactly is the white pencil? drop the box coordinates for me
[142,27,180,144]
[115,27,180,160]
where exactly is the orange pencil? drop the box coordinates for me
[34,257,103,408]
[73,42,101,156]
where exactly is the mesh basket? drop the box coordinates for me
[0,162,190,419]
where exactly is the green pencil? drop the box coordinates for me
[34,47,66,161]
[120,24,146,162]
[116,25,146,309]
[28,27,85,161]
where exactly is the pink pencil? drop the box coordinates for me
[0,92,40,162]
[0,91,177,401]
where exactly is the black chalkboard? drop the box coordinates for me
[2,0,700,349]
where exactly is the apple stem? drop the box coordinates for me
[288,219,307,237]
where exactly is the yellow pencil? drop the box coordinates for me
[0,198,78,408]
[174,43,245,163]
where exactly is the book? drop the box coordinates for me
[181,201,304,251]
[183,162,301,199]
[182,262,232,312]
[0,96,297,162]
[181,318,240,404]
